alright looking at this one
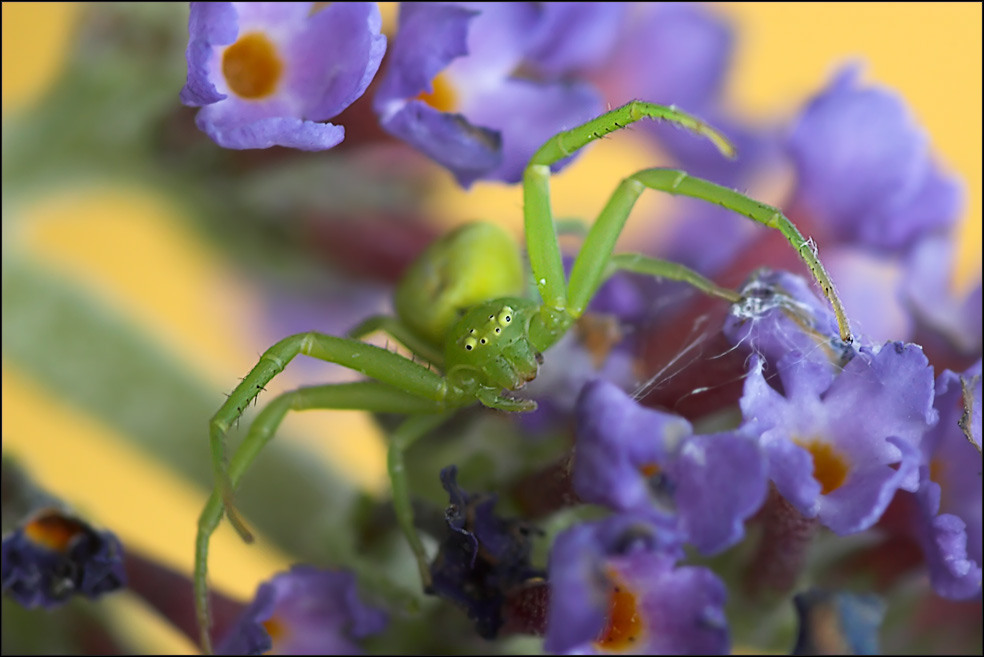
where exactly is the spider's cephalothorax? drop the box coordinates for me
[445,298,542,393]
[196,101,854,653]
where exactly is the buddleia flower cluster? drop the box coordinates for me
[3,3,979,656]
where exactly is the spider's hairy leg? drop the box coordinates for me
[522,101,736,318]
[631,168,853,343]
[197,381,450,654]
[209,332,450,544]
[348,314,446,368]
[557,164,851,342]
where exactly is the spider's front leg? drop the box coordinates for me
[521,100,853,346]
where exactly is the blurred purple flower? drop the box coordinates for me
[573,379,767,554]
[598,3,731,112]
[217,565,387,655]
[373,3,607,186]
[429,466,543,639]
[788,64,962,253]
[1,508,125,609]
[524,3,628,77]
[544,513,728,654]
[904,235,983,356]
[180,2,385,150]
[739,342,935,535]
[910,360,982,600]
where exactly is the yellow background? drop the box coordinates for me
[2,3,981,653]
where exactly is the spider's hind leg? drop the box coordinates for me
[197,379,450,654]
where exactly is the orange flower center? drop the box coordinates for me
[796,438,849,495]
[415,73,458,113]
[639,462,661,478]
[262,615,288,648]
[23,511,87,553]
[595,572,644,651]
[222,32,283,99]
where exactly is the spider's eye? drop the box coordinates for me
[494,327,501,334]
[464,337,477,350]
[496,307,514,326]
[480,338,487,344]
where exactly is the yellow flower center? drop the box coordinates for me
[415,73,458,113]
[594,571,644,651]
[796,438,849,495]
[222,32,283,99]
[23,511,86,553]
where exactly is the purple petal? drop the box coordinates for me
[909,361,983,598]
[374,3,474,113]
[195,110,345,150]
[378,101,501,185]
[544,513,683,654]
[600,3,732,111]
[461,77,603,184]
[819,436,921,535]
[915,476,983,599]
[447,3,540,81]
[762,434,823,518]
[624,558,730,655]
[672,432,768,554]
[524,2,628,76]
[821,343,936,485]
[286,2,386,120]
[180,2,238,106]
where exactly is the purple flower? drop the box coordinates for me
[544,513,728,655]
[739,342,936,535]
[792,590,886,655]
[180,2,385,150]
[909,360,982,599]
[217,565,387,655]
[573,380,768,555]
[1,508,125,609]
[373,3,605,186]
[787,64,962,253]
[429,466,543,639]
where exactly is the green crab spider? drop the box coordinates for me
[194,101,852,652]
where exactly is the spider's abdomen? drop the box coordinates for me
[444,298,542,392]
[394,222,524,348]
